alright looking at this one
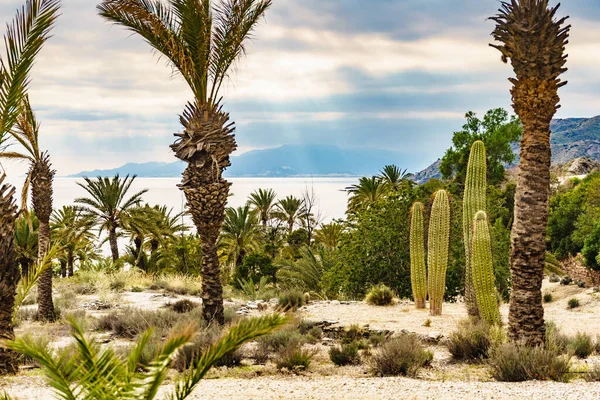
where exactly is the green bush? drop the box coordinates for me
[560,276,573,285]
[365,284,394,306]
[369,335,433,377]
[586,364,600,382]
[447,319,492,361]
[488,343,571,382]
[545,322,570,354]
[568,298,580,309]
[257,329,304,352]
[95,308,204,338]
[278,290,304,311]
[543,293,553,303]
[233,253,277,287]
[329,342,361,366]
[131,286,144,293]
[274,342,316,372]
[569,332,594,359]
[167,299,199,314]
[173,326,243,371]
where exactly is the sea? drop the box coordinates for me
[4,176,358,224]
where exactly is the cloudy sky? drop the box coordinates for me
[2,0,600,176]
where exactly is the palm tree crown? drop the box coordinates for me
[273,195,305,234]
[247,188,277,226]
[220,205,260,266]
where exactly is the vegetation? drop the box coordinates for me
[369,335,433,377]
[365,284,394,306]
[409,202,427,309]
[447,319,492,361]
[329,342,361,366]
[488,343,571,382]
[427,190,450,316]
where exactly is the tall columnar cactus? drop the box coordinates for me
[410,202,427,309]
[463,140,487,317]
[472,211,501,325]
[427,190,450,316]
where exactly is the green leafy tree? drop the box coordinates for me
[345,176,386,213]
[97,0,272,326]
[247,188,277,226]
[582,222,600,271]
[220,205,261,268]
[440,108,522,187]
[273,195,304,235]
[51,206,96,277]
[14,212,38,278]
[314,221,345,250]
[277,246,336,298]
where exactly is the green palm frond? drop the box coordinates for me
[13,242,59,323]
[0,0,61,141]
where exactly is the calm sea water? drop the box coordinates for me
[5,177,357,223]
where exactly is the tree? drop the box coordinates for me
[273,195,304,235]
[98,0,272,325]
[220,205,260,268]
[440,108,522,187]
[75,175,147,261]
[247,188,276,227]
[51,206,95,277]
[314,222,344,250]
[491,0,570,346]
[345,176,386,213]
[277,246,335,299]
[0,0,61,356]
[14,212,38,278]
[378,165,413,192]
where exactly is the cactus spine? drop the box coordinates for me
[427,190,450,316]
[410,202,427,309]
[463,140,487,317]
[472,211,501,325]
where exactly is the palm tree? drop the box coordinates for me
[0,0,61,347]
[273,195,304,235]
[51,206,95,277]
[491,0,570,345]
[121,204,158,271]
[247,188,277,226]
[378,165,413,191]
[314,221,344,250]
[14,212,38,278]
[97,0,272,325]
[277,246,334,299]
[220,205,260,267]
[345,176,386,212]
[75,175,148,262]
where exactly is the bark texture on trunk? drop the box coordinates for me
[490,0,570,346]
[19,257,31,279]
[172,101,237,325]
[109,226,119,262]
[0,177,19,375]
[32,155,55,322]
[67,252,74,277]
[60,259,66,278]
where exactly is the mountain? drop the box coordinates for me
[413,116,600,183]
[69,145,412,178]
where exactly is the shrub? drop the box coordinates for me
[274,342,316,372]
[365,284,394,306]
[543,293,553,303]
[545,322,570,354]
[489,343,571,382]
[173,326,243,371]
[278,290,304,311]
[258,329,304,352]
[560,275,572,285]
[569,332,594,359]
[368,332,388,348]
[369,335,433,377]
[447,319,492,361]
[568,298,580,309]
[586,364,600,382]
[329,342,361,366]
[549,274,560,283]
[422,319,432,328]
[95,308,204,338]
[343,324,365,343]
[307,326,323,342]
[131,286,144,293]
[576,280,587,288]
[167,299,199,314]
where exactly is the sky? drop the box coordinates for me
[2,0,600,176]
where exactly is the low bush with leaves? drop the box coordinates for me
[329,342,361,366]
[447,319,492,361]
[568,298,580,309]
[274,341,316,372]
[365,284,394,306]
[278,290,304,311]
[95,308,204,338]
[543,293,553,303]
[569,332,594,359]
[369,334,433,377]
[6,315,285,399]
[488,343,571,382]
[560,275,573,285]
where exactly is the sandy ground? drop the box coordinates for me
[3,278,600,399]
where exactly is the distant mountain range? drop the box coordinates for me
[412,116,600,183]
[70,116,600,180]
[69,145,414,178]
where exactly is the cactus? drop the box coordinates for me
[463,140,487,317]
[471,211,501,325]
[410,202,427,309]
[427,190,450,316]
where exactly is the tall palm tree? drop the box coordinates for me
[273,195,304,235]
[247,188,277,226]
[121,204,158,271]
[220,205,260,267]
[14,212,38,278]
[51,206,95,277]
[75,175,148,262]
[491,0,570,345]
[345,176,386,212]
[314,222,344,250]
[378,165,413,192]
[97,0,272,325]
[1,100,57,322]
[0,0,61,338]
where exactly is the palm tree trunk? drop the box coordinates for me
[0,178,19,375]
[60,259,66,278]
[109,227,119,261]
[19,257,31,278]
[32,155,56,322]
[67,252,74,277]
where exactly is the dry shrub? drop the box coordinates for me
[329,342,361,366]
[488,343,571,382]
[365,284,394,306]
[274,341,316,372]
[369,334,433,377]
[167,299,199,314]
[447,319,492,361]
[277,290,304,311]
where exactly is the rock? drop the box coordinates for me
[566,157,600,176]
